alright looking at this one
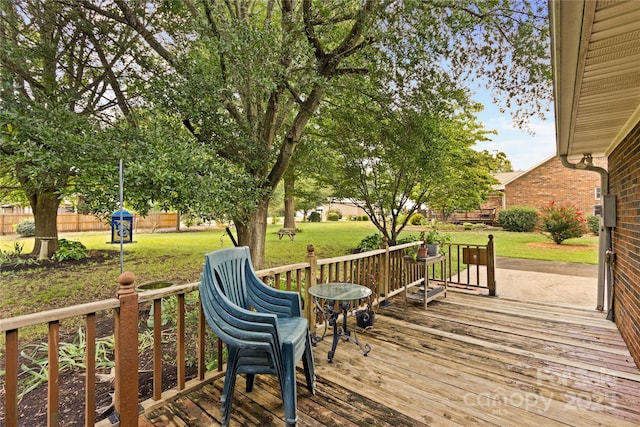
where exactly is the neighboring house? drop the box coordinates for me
[551,0,640,368]
[486,156,606,216]
[319,200,368,221]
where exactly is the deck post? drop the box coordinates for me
[486,235,496,296]
[305,245,317,334]
[114,271,139,425]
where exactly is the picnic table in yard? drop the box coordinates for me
[277,228,297,240]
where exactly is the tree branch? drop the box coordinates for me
[302,0,325,60]
[81,1,179,68]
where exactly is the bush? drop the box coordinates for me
[327,212,340,221]
[359,215,369,221]
[587,215,600,235]
[308,212,321,222]
[539,201,587,244]
[356,233,383,252]
[327,209,342,220]
[52,239,88,262]
[498,207,538,232]
[463,222,473,230]
[16,219,35,237]
[409,213,424,225]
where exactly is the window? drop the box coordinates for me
[595,187,601,200]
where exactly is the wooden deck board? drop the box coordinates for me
[142,292,640,426]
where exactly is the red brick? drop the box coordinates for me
[504,156,605,215]
[609,119,640,369]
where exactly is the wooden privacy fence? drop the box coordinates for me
[0,236,495,426]
[0,212,180,235]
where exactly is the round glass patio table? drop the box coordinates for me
[308,283,372,362]
[308,282,372,301]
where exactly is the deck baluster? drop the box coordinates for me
[48,321,60,426]
[85,313,96,426]
[5,329,18,427]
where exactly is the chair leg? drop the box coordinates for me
[281,343,298,426]
[302,334,316,394]
[221,349,239,427]
[245,373,256,392]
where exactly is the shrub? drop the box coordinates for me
[539,201,587,244]
[498,207,538,232]
[463,222,473,230]
[52,239,88,262]
[359,215,369,221]
[327,212,340,221]
[396,235,420,258]
[356,233,383,252]
[587,215,600,235]
[409,213,424,225]
[16,219,35,237]
[308,211,321,222]
[327,209,342,220]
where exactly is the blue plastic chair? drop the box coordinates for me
[200,247,315,426]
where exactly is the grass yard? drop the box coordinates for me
[0,222,598,319]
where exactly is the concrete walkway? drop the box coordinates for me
[453,257,600,310]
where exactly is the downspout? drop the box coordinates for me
[559,155,612,318]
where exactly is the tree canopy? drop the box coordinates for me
[315,68,494,243]
[1,0,551,266]
[0,0,138,255]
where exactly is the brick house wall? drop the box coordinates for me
[608,120,640,369]
[482,193,503,211]
[503,156,604,215]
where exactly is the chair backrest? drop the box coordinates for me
[200,248,280,352]
[205,246,253,310]
[205,247,301,318]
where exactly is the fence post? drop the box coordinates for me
[114,271,139,425]
[305,245,317,334]
[487,234,496,296]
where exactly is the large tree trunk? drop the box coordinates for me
[234,198,270,269]
[283,171,296,229]
[28,191,61,257]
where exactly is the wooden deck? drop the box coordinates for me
[140,291,640,426]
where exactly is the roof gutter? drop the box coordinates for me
[559,155,613,319]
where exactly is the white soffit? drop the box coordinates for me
[551,0,640,160]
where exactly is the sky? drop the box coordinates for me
[471,90,557,172]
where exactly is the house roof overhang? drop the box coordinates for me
[550,0,640,161]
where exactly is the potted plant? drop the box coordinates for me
[422,229,450,256]
[417,231,429,258]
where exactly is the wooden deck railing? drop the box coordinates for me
[1,236,495,426]
[447,235,496,296]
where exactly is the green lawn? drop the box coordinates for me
[0,222,598,319]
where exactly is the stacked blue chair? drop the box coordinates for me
[200,247,315,426]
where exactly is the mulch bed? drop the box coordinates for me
[1,249,120,273]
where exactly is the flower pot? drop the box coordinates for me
[426,244,439,256]
[417,247,428,258]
